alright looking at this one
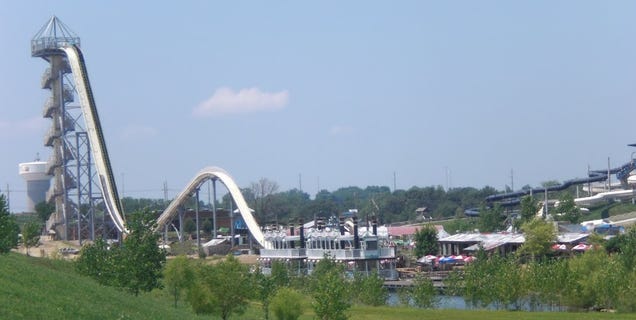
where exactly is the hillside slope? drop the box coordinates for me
[0,253,205,320]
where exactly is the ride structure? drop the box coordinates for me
[28,18,399,279]
[478,152,636,218]
[29,16,271,249]
[32,16,119,242]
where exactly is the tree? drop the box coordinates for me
[21,220,41,256]
[271,260,290,287]
[254,268,276,320]
[401,274,437,308]
[76,238,117,286]
[270,287,304,320]
[310,256,351,320]
[518,195,538,225]
[0,195,19,254]
[76,209,166,296]
[188,255,253,320]
[35,201,55,223]
[352,271,387,306]
[517,218,557,261]
[117,209,167,295]
[164,255,195,308]
[555,193,580,223]
[413,224,438,258]
[251,178,280,222]
[478,204,504,232]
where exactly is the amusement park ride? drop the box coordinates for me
[31,16,399,278]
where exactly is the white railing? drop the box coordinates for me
[260,247,396,260]
[307,248,395,260]
[260,248,306,259]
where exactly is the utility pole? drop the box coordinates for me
[299,173,302,192]
[393,171,397,191]
[6,184,10,213]
[510,169,514,192]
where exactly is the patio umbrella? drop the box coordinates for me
[551,244,567,251]
[572,243,590,251]
[439,256,455,264]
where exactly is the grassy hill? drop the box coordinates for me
[3,252,636,320]
[0,253,208,320]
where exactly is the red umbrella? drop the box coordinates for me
[551,244,567,251]
[572,243,590,251]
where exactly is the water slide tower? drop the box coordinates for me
[32,16,114,242]
[18,159,52,213]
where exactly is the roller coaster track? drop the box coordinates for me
[62,46,265,246]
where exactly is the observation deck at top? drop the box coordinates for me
[31,16,80,57]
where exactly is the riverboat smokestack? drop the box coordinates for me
[299,218,305,249]
[353,216,360,249]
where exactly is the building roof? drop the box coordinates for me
[440,231,590,251]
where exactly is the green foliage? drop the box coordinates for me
[76,210,166,296]
[478,205,504,232]
[21,220,41,256]
[442,217,478,234]
[201,218,213,235]
[310,256,351,320]
[461,254,524,309]
[516,218,556,261]
[607,227,636,269]
[271,260,291,287]
[13,251,636,319]
[555,194,580,223]
[400,274,438,308]
[120,197,170,214]
[413,224,438,257]
[518,195,538,226]
[0,195,19,254]
[183,218,196,235]
[521,259,571,311]
[270,287,304,320]
[187,255,253,320]
[76,237,117,286]
[254,268,276,320]
[164,255,194,308]
[352,271,387,306]
[118,210,167,295]
[34,201,55,223]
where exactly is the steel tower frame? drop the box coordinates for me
[32,16,115,242]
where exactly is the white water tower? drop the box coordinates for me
[19,159,52,213]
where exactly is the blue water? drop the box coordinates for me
[387,293,566,311]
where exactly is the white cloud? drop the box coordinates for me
[193,87,289,117]
[120,124,158,140]
[329,125,355,136]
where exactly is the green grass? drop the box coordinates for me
[0,253,208,320]
[2,252,636,319]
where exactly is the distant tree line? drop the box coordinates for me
[122,179,500,226]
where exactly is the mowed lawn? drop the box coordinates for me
[2,252,636,320]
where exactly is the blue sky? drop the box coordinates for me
[1,1,636,212]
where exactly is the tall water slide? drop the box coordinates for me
[154,167,265,247]
[63,45,127,233]
[62,45,265,247]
